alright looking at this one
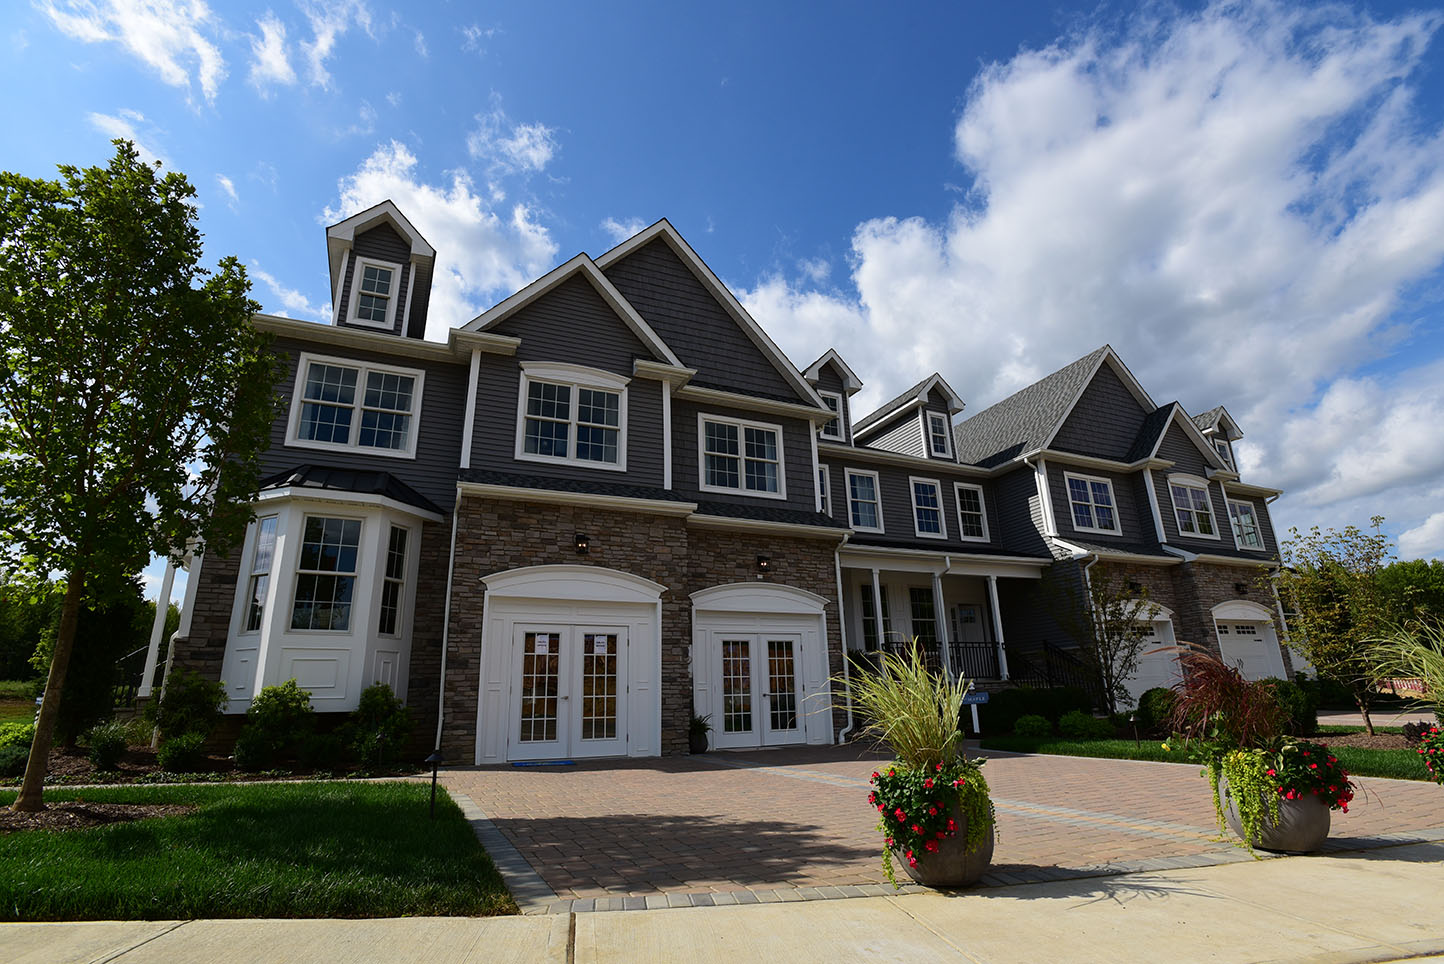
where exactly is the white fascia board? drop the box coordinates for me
[819,441,990,477]
[802,349,864,394]
[255,486,444,524]
[684,514,851,541]
[326,200,437,259]
[462,254,684,368]
[253,313,461,362]
[1034,448,1176,473]
[457,481,698,517]
[448,328,521,356]
[1059,539,1184,566]
[919,373,967,415]
[595,220,827,409]
[1187,552,1279,569]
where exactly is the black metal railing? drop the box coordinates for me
[948,640,1001,681]
[112,645,150,709]
[1005,642,1105,708]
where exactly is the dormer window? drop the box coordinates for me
[349,257,401,330]
[1213,439,1233,468]
[515,363,629,471]
[927,412,952,458]
[819,392,844,441]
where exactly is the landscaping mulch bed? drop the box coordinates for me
[0,801,194,833]
[1312,732,1409,751]
[4,744,424,787]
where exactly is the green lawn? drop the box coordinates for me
[0,782,516,921]
[0,701,33,724]
[979,737,1430,781]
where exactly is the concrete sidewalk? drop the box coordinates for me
[7,838,1443,964]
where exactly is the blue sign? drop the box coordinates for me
[962,692,990,705]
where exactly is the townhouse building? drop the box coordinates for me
[157,200,1292,763]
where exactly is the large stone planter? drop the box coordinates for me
[892,798,995,887]
[1219,777,1331,853]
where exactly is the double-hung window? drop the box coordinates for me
[289,353,423,458]
[909,587,939,645]
[1170,479,1219,538]
[846,469,883,532]
[819,392,844,441]
[910,477,946,538]
[818,465,831,516]
[954,483,989,541]
[926,412,952,458]
[291,516,361,632]
[1228,499,1264,549]
[1214,440,1233,468]
[348,258,400,329]
[378,525,408,636]
[699,414,784,497]
[1064,472,1120,534]
[243,516,278,633]
[517,364,628,470]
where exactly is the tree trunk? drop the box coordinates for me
[11,568,86,812]
[1357,695,1375,736]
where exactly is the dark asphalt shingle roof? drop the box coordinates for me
[1192,406,1225,433]
[260,465,443,516]
[1059,538,1175,560]
[951,346,1110,468]
[457,468,689,503]
[692,501,845,529]
[852,373,937,436]
[846,532,1052,559]
[1124,403,1178,463]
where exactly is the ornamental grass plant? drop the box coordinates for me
[842,647,994,885]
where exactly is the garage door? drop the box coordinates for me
[1216,619,1286,680]
[1125,618,1182,705]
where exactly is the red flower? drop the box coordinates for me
[895,808,906,820]
[923,778,934,789]
[946,818,956,831]
[872,771,880,780]
[912,824,923,834]
[1302,751,1310,757]
[885,837,894,847]
[936,831,945,839]
[928,807,938,816]
[1265,769,1276,776]
[925,841,939,853]
[1309,763,1318,769]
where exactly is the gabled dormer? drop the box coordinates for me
[1192,405,1244,472]
[327,200,437,339]
[803,349,863,444]
[852,373,965,462]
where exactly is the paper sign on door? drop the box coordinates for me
[535,638,550,654]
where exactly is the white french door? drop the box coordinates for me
[510,625,629,760]
[711,632,805,749]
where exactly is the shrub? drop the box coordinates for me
[1058,709,1115,740]
[85,721,129,770]
[1135,687,1178,735]
[235,679,314,770]
[981,686,1094,733]
[298,731,348,771]
[1403,721,1435,745]
[145,667,227,741]
[0,678,43,701]
[156,732,209,772]
[1264,678,1318,736]
[347,683,412,767]
[0,721,35,750]
[0,743,28,777]
[1013,714,1052,737]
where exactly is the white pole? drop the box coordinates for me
[138,558,176,699]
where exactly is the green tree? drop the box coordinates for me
[1044,563,1159,715]
[1377,558,1444,624]
[0,576,61,681]
[1275,518,1395,734]
[0,142,282,811]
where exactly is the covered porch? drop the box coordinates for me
[837,545,1047,684]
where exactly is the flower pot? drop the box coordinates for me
[1218,777,1331,854]
[892,798,995,887]
[688,731,709,754]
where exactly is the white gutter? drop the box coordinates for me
[433,489,462,752]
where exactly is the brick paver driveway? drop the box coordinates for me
[440,744,1444,903]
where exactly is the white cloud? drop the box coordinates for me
[386,90,401,108]
[215,172,238,207]
[300,0,373,89]
[797,257,830,284]
[250,261,330,322]
[737,1,1444,553]
[461,23,494,54]
[600,216,647,244]
[412,28,427,58]
[323,141,560,340]
[467,108,559,174]
[42,0,227,105]
[87,108,168,166]
[1400,510,1444,561]
[248,12,296,94]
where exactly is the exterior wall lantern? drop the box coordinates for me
[755,555,771,579]
[1234,582,1248,596]
[575,533,590,555]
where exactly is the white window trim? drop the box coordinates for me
[1213,439,1233,469]
[286,512,365,636]
[285,351,425,460]
[818,391,845,441]
[909,476,948,540]
[1227,498,1266,551]
[347,256,403,331]
[925,410,953,459]
[514,361,630,473]
[953,482,990,542]
[1063,471,1123,535]
[845,468,885,533]
[818,464,831,517]
[1168,475,1221,541]
[696,412,788,500]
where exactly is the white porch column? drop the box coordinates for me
[138,557,177,698]
[987,574,1010,681]
[870,568,885,648]
[932,571,954,679]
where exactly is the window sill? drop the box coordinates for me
[516,451,628,473]
[283,437,418,460]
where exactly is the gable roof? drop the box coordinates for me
[463,253,683,367]
[853,372,966,437]
[1124,402,1178,463]
[1139,403,1233,470]
[951,347,1109,467]
[803,349,864,395]
[1193,405,1243,440]
[326,200,436,302]
[595,220,826,409]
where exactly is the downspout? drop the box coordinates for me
[433,487,462,752]
[834,538,856,742]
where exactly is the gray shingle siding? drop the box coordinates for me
[672,399,816,514]
[1050,363,1151,461]
[491,273,655,369]
[405,262,433,339]
[1154,422,1238,554]
[996,465,1050,557]
[821,456,1012,554]
[602,238,804,402]
[265,335,467,512]
[336,223,413,337]
[866,412,926,458]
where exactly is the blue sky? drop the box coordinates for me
[5,0,1444,609]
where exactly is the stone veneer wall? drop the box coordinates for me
[398,520,450,754]
[165,547,242,690]
[436,494,846,762]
